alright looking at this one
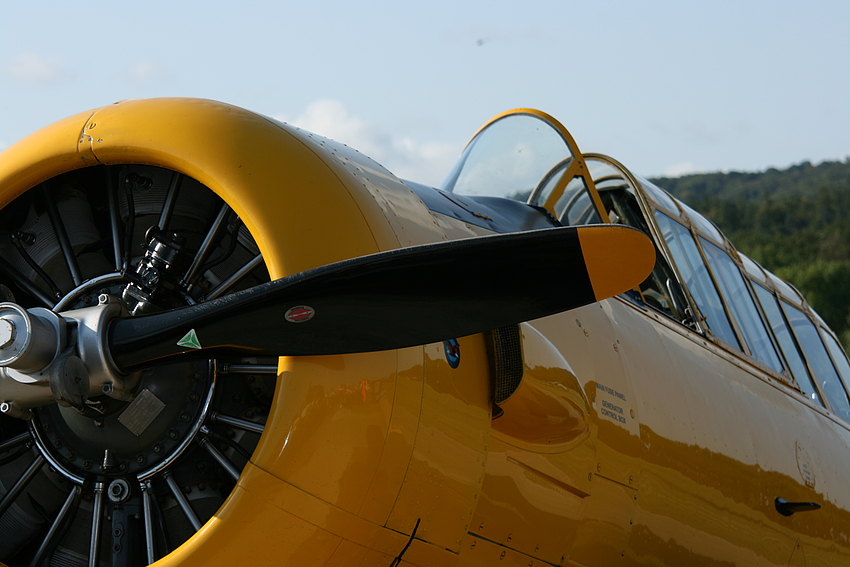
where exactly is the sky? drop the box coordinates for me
[1,0,848,187]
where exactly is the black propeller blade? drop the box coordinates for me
[108,225,654,372]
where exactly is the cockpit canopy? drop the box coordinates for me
[441,109,602,226]
[440,109,850,422]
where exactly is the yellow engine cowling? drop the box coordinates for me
[0,98,492,566]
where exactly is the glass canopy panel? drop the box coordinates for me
[587,160,630,191]
[740,254,767,284]
[554,176,601,225]
[655,211,740,348]
[770,273,804,306]
[699,238,783,372]
[821,330,850,419]
[530,159,601,225]
[441,113,573,201]
[636,176,680,214]
[679,201,725,244]
[783,301,850,416]
[752,284,814,394]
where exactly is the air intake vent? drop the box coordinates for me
[491,325,524,404]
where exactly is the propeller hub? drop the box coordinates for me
[0,298,131,414]
[0,303,63,374]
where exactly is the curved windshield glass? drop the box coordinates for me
[441,113,573,201]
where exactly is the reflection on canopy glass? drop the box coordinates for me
[441,113,572,201]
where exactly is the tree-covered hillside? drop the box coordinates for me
[649,159,850,348]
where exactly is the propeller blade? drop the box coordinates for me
[108,225,654,371]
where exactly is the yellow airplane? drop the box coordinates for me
[0,98,847,567]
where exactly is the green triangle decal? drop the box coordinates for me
[177,329,202,350]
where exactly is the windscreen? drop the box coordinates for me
[441,113,573,202]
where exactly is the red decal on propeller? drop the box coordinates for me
[285,306,315,323]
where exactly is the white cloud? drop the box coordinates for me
[129,61,160,85]
[4,52,61,86]
[275,99,460,186]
